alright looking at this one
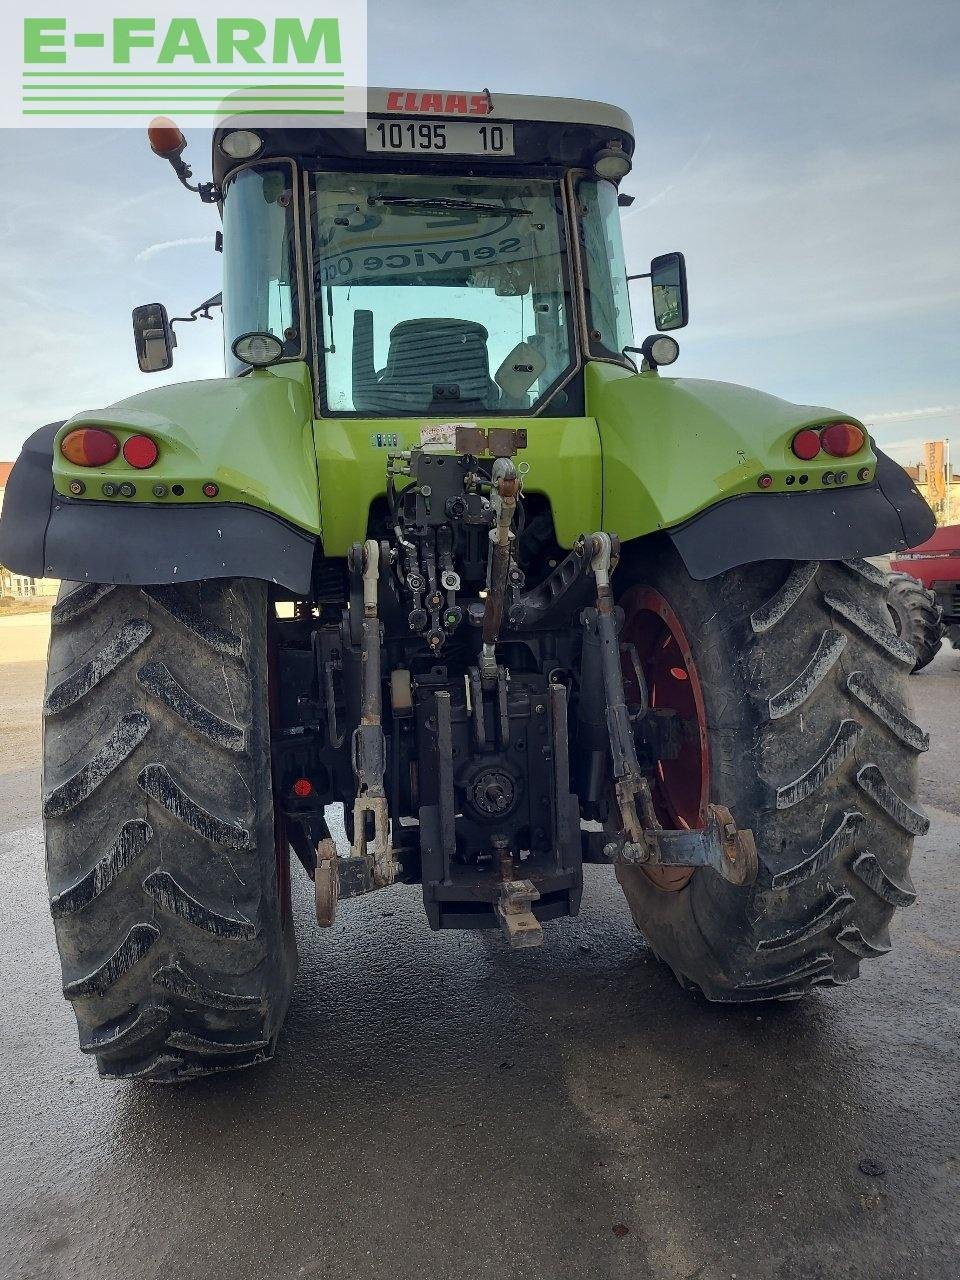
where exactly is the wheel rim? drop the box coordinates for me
[619,586,710,892]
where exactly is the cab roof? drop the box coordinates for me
[365,87,634,136]
[212,87,635,187]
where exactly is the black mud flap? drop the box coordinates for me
[0,423,318,592]
[0,423,62,578]
[667,449,935,580]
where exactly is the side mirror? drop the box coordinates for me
[132,303,174,373]
[650,252,688,331]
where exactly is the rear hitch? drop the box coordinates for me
[314,837,339,926]
[299,436,758,945]
[495,878,544,948]
[492,835,545,949]
[585,534,758,888]
[608,803,758,887]
[349,539,397,890]
[586,531,646,847]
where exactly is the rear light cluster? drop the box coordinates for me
[59,427,119,467]
[60,427,221,501]
[791,422,865,461]
[60,427,158,469]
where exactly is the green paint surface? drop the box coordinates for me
[587,362,874,537]
[314,413,602,553]
[53,357,875,559]
[54,363,322,533]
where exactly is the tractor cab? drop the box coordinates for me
[211,89,684,415]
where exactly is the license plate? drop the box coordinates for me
[366,119,515,157]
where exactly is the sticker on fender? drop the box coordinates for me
[420,422,478,447]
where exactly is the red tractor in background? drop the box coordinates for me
[888,524,960,670]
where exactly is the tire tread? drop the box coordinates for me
[44,578,295,1082]
[615,550,926,1003]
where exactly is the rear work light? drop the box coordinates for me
[820,422,866,458]
[122,434,159,469]
[59,427,119,467]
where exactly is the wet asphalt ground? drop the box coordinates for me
[0,617,957,1280]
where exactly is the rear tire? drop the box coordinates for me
[614,545,928,1002]
[43,579,297,1081]
[885,570,944,671]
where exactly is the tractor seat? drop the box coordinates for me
[357,317,497,413]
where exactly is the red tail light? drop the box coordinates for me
[790,423,867,462]
[60,428,119,467]
[820,422,865,458]
[122,434,159,469]
[791,429,821,461]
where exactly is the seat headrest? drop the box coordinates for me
[354,316,496,413]
[389,318,489,342]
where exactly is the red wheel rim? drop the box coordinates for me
[619,586,710,891]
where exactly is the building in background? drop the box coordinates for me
[0,462,59,600]
[901,440,960,526]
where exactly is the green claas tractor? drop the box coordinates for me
[0,90,936,1082]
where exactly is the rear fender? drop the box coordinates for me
[0,363,321,591]
[588,362,934,578]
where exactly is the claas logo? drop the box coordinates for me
[385,90,492,115]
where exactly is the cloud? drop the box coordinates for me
[862,406,960,424]
[881,438,937,463]
[135,236,210,263]
[622,132,960,347]
[625,129,714,216]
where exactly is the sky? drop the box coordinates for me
[0,0,957,463]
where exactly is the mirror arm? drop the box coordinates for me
[626,272,651,281]
[169,293,223,331]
